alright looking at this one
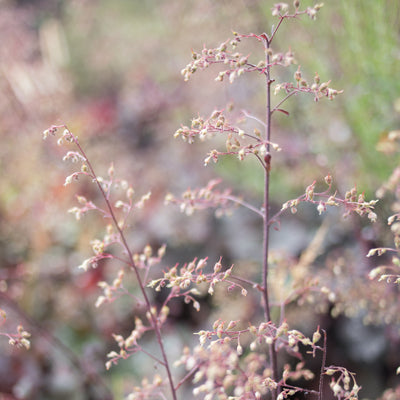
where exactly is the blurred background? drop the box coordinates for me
[0,0,399,399]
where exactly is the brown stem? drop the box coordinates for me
[70,133,177,400]
[318,330,327,400]
[220,194,264,218]
[262,35,279,398]
[271,90,297,114]
[174,361,204,391]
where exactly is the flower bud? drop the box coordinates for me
[324,174,332,185]
[213,259,222,273]
[294,68,302,81]
[319,81,330,92]
[317,202,325,215]
[144,245,152,258]
[312,330,321,343]
[107,163,114,178]
[325,368,336,375]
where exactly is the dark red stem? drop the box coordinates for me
[262,34,279,398]
[70,134,177,400]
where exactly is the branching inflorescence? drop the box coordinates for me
[43,125,179,400]
[170,2,373,400]
[40,2,382,400]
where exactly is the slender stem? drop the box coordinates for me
[230,274,263,292]
[262,35,279,398]
[271,91,297,114]
[241,109,268,128]
[71,134,177,400]
[175,362,204,390]
[269,16,285,42]
[220,194,264,218]
[318,330,327,400]
[136,347,165,365]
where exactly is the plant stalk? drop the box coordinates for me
[262,35,279,398]
[72,135,177,400]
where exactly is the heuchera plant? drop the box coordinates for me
[40,2,381,400]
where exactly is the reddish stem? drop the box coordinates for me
[262,33,279,398]
[68,131,177,400]
[318,330,327,400]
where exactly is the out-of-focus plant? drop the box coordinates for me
[37,1,399,400]
[337,1,400,185]
[366,127,400,398]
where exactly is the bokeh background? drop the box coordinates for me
[0,1,399,399]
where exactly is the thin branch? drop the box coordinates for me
[175,362,204,390]
[271,91,298,114]
[66,130,178,400]
[270,11,309,43]
[241,109,267,129]
[136,347,165,366]
[269,16,285,42]
[220,194,264,218]
[318,329,327,400]
[280,383,319,396]
[262,33,279,398]
[230,274,263,292]
[254,152,267,169]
